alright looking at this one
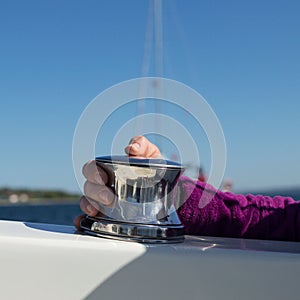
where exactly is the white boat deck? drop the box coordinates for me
[1,220,299,300]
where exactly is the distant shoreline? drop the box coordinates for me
[235,187,300,200]
[0,187,81,205]
[0,197,80,206]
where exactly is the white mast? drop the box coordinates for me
[137,0,163,151]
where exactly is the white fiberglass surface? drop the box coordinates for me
[1,220,300,300]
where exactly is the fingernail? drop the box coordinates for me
[131,143,140,150]
[101,191,109,204]
[95,172,104,184]
[87,204,92,213]
[102,191,112,205]
[87,204,96,214]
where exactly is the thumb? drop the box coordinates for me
[124,136,161,158]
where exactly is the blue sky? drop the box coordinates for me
[0,0,300,193]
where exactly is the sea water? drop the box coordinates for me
[0,202,82,226]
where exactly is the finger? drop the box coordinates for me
[73,214,86,230]
[79,195,100,216]
[84,181,115,206]
[82,160,108,185]
[124,135,161,158]
[74,211,105,230]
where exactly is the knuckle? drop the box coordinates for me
[82,160,93,177]
[83,181,91,196]
[79,196,88,211]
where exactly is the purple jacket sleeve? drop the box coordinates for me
[177,176,300,241]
